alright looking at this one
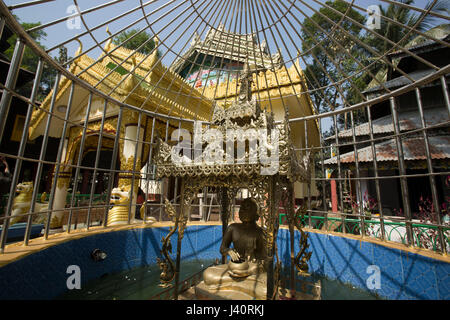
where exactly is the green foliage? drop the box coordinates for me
[112,29,160,56]
[301,0,366,116]
[366,0,450,55]
[3,16,70,100]
[4,21,46,73]
[301,0,449,130]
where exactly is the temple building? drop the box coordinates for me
[28,26,319,229]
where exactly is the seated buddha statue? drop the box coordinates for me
[200,198,267,298]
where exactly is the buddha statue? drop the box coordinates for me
[198,198,268,299]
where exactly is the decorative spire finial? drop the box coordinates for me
[238,63,254,103]
[74,38,83,58]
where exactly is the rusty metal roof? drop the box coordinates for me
[324,135,450,165]
[326,107,448,140]
[363,69,436,95]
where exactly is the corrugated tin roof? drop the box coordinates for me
[326,107,448,140]
[362,69,436,94]
[324,135,450,165]
[388,33,450,58]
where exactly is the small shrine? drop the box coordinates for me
[154,64,314,300]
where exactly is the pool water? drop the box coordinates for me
[59,259,215,300]
[59,261,382,300]
[314,275,382,300]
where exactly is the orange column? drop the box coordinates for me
[331,179,338,213]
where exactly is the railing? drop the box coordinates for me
[279,213,450,253]
[1,193,107,211]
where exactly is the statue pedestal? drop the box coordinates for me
[194,264,267,300]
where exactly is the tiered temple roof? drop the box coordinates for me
[29,39,214,140]
[170,24,283,74]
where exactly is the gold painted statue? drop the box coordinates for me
[11,182,49,225]
[107,185,132,225]
[197,198,268,300]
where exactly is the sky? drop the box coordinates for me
[3,0,441,132]
[4,0,436,64]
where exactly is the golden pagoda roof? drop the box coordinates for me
[29,41,214,140]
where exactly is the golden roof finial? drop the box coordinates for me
[74,38,83,59]
[105,26,114,52]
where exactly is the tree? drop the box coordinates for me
[112,28,160,56]
[301,0,367,130]
[301,0,366,112]
[4,16,69,100]
[367,0,450,55]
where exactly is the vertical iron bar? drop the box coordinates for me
[44,81,75,239]
[333,114,345,234]
[102,107,123,227]
[0,17,5,39]
[318,119,327,231]
[2,71,60,250]
[305,120,312,228]
[160,120,170,222]
[441,76,450,118]
[415,88,446,253]
[0,38,25,143]
[143,117,156,223]
[22,71,61,242]
[287,183,295,297]
[174,178,185,300]
[367,105,385,241]
[220,187,229,264]
[19,60,44,245]
[350,110,365,236]
[172,120,182,221]
[266,176,276,300]
[390,97,413,246]
[127,111,143,225]
[66,93,94,232]
[86,99,108,230]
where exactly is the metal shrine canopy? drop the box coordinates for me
[153,64,314,300]
[155,64,311,182]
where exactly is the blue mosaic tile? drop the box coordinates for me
[400,252,438,300]
[326,235,349,281]
[373,245,404,299]
[276,229,291,267]
[1,225,448,300]
[434,260,450,300]
[345,238,375,289]
[306,232,326,275]
[141,228,162,263]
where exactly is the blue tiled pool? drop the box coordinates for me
[0,224,448,300]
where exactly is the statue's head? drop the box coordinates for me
[110,185,131,205]
[239,198,259,223]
